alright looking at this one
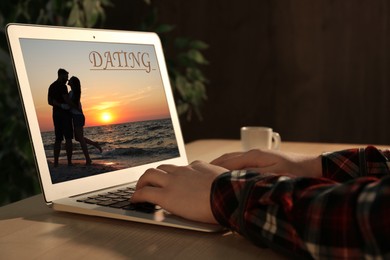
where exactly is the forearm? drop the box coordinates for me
[211,171,318,258]
[211,172,390,258]
[322,146,390,182]
[210,146,390,259]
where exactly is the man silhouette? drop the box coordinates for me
[48,68,73,166]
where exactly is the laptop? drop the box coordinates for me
[6,23,221,232]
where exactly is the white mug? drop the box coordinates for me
[241,127,281,151]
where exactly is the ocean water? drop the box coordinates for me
[41,118,180,169]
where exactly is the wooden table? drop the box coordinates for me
[0,140,383,259]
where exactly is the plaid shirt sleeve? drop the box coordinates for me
[210,146,390,259]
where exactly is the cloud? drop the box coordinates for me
[89,101,121,111]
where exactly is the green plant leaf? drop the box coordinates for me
[187,49,208,65]
[174,37,191,49]
[190,40,209,50]
[67,4,81,26]
[155,24,175,34]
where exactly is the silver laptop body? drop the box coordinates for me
[6,23,221,232]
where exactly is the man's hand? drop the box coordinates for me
[131,161,228,224]
[211,149,322,178]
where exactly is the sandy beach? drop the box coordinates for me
[48,159,125,183]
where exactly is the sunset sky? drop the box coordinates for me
[20,38,171,132]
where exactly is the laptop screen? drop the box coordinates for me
[18,38,180,184]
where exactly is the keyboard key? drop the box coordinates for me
[76,185,140,210]
[95,197,112,201]
[123,202,157,213]
[110,201,132,208]
[97,200,117,206]
[84,199,101,204]
[105,194,121,199]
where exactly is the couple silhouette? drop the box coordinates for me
[48,68,101,167]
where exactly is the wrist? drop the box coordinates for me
[304,155,322,178]
[296,154,322,178]
[210,172,236,227]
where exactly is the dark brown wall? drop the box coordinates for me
[106,0,390,144]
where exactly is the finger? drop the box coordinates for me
[157,164,181,173]
[131,186,164,205]
[210,152,243,165]
[213,150,270,170]
[190,160,228,174]
[212,153,253,169]
[136,168,170,190]
[189,160,207,167]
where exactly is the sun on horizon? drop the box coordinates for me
[100,111,114,124]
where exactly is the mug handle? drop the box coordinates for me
[271,132,281,150]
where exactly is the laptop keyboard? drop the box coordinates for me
[76,186,157,213]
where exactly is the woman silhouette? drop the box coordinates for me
[68,76,102,165]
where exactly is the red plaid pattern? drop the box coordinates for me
[211,146,390,259]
